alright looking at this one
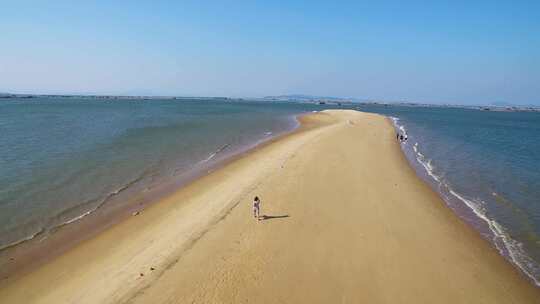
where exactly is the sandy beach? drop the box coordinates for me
[0,110,538,303]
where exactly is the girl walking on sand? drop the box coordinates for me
[253,196,261,219]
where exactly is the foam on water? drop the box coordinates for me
[391,116,540,286]
[199,144,231,164]
[0,99,316,252]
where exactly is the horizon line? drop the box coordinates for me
[1,91,539,108]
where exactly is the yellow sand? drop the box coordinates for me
[0,110,538,303]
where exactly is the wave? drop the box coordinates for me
[0,228,45,251]
[448,189,540,286]
[2,141,236,252]
[390,116,540,287]
[200,143,231,164]
[171,143,233,177]
[0,171,151,252]
[52,172,150,227]
[391,117,408,138]
[412,143,440,183]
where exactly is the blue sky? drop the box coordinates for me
[1,1,539,104]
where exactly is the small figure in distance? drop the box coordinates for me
[253,196,261,220]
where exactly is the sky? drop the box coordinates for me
[1,1,539,105]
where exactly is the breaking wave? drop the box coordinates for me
[390,116,540,287]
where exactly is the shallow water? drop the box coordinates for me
[0,98,323,250]
[358,104,540,285]
[1,99,539,285]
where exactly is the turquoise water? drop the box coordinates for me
[1,98,539,285]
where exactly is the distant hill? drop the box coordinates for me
[263,94,353,102]
[0,92,17,98]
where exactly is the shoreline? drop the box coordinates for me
[0,113,302,282]
[1,110,538,303]
[389,116,540,286]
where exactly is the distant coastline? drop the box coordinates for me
[2,92,538,112]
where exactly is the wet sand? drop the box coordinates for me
[0,110,538,303]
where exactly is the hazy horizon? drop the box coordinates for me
[2,91,539,107]
[1,1,539,105]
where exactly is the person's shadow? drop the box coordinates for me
[259,214,289,221]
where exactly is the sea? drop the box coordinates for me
[0,97,539,285]
[358,104,540,286]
